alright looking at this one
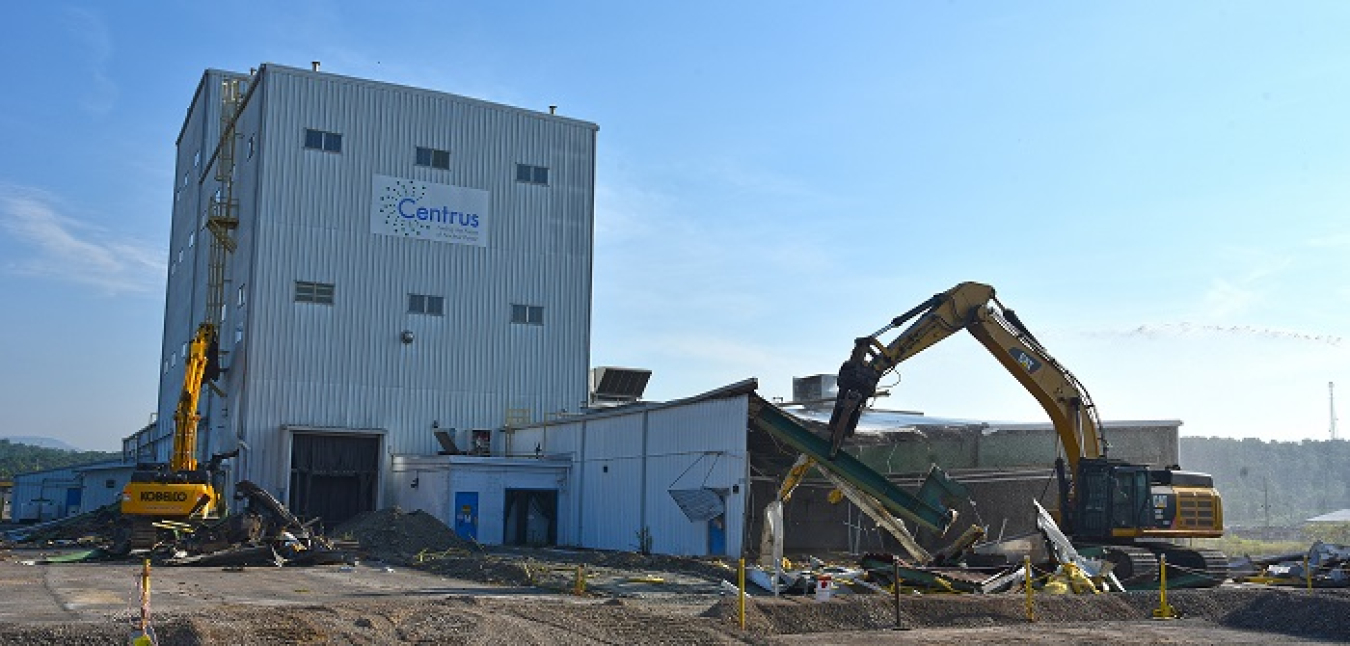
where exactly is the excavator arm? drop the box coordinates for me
[171,322,220,473]
[825,281,1104,470]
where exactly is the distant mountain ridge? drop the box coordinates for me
[1,436,82,452]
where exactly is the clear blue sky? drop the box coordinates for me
[2,2,1347,451]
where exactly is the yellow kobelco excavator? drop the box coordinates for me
[825,281,1227,587]
[114,322,235,554]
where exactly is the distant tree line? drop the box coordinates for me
[1180,437,1350,528]
[0,439,121,479]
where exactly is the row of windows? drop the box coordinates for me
[293,281,543,324]
[302,128,548,184]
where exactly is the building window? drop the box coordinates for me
[247,135,255,161]
[415,146,450,170]
[295,280,335,305]
[237,284,247,308]
[511,303,544,325]
[188,231,195,248]
[515,163,549,185]
[408,293,444,316]
[303,128,343,153]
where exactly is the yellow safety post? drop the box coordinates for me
[1152,554,1177,620]
[1305,556,1312,591]
[574,564,586,596]
[1024,556,1035,622]
[131,558,155,645]
[738,558,746,630]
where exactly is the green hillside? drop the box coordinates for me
[0,439,122,479]
[1180,437,1350,528]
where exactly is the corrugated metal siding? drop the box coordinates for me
[506,395,750,556]
[12,467,83,522]
[168,65,596,492]
[643,397,748,556]
[577,415,646,550]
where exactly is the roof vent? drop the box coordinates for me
[792,374,838,409]
[590,367,652,405]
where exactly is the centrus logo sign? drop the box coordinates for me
[1009,347,1041,374]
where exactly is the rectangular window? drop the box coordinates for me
[237,284,246,308]
[408,293,445,316]
[415,146,450,170]
[295,280,335,305]
[511,303,544,325]
[303,128,343,153]
[515,163,549,185]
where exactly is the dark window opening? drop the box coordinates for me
[304,128,343,153]
[515,163,549,185]
[416,146,451,170]
[511,303,544,325]
[408,293,445,316]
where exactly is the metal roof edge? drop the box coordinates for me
[509,378,760,429]
[258,62,599,130]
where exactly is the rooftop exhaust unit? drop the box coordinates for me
[792,374,838,409]
[589,367,651,406]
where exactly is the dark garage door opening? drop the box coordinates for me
[503,489,558,546]
[289,433,380,530]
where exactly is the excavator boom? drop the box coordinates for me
[826,281,1103,467]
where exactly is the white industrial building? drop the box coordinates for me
[391,381,754,556]
[127,63,598,528]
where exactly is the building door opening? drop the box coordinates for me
[503,489,557,546]
[289,433,380,531]
[454,491,479,541]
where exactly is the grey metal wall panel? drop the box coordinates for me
[12,467,82,522]
[578,415,645,550]
[511,395,751,556]
[643,397,749,556]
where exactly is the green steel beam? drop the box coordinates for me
[751,399,954,533]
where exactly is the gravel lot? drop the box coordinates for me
[2,544,1349,644]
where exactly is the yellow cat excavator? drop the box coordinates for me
[825,281,1227,587]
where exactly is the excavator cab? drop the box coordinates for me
[1068,458,1153,540]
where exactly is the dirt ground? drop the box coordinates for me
[3,509,1349,643]
[2,546,1349,644]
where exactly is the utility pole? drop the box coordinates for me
[1263,477,1270,534]
[1331,382,1339,441]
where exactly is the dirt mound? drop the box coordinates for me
[698,588,1350,641]
[332,507,471,564]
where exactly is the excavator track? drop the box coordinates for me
[1099,545,1160,588]
[1157,546,1229,589]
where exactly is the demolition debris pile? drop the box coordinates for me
[334,506,473,564]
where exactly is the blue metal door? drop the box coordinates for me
[708,514,726,555]
[454,492,479,541]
